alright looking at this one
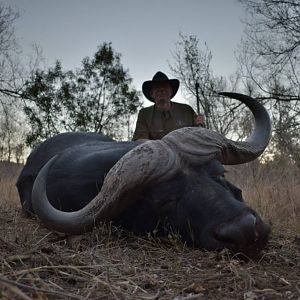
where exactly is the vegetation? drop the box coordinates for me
[22,43,143,147]
[0,161,299,299]
[171,2,300,160]
[238,0,300,101]
[170,33,237,135]
[0,5,142,157]
[0,4,25,162]
[0,1,300,164]
[237,0,300,162]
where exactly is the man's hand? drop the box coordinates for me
[195,114,205,127]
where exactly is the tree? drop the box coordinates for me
[237,0,300,163]
[0,4,26,162]
[0,94,27,162]
[170,33,241,135]
[238,0,300,101]
[0,4,20,97]
[22,43,142,146]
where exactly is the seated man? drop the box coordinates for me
[133,71,205,141]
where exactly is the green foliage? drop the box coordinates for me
[22,43,142,146]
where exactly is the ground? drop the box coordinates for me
[0,162,299,299]
[0,205,299,299]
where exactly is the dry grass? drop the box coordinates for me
[227,161,300,235]
[0,161,299,299]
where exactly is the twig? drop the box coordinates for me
[1,281,32,300]
[33,231,53,248]
[0,276,83,300]
[106,268,120,300]
[6,254,32,262]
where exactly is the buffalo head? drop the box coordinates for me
[27,92,271,256]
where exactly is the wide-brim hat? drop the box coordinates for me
[142,71,180,102]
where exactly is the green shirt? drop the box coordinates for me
[132,101,197,140]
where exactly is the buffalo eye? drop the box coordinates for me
[212,173,242,197]
[211,171,226,182]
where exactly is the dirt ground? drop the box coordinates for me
[0,162,299,299]
[0,205,299,299]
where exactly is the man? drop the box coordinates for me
[132,71,205,140]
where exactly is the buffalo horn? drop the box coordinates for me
[32,141,181,234]
[162,92,271,165]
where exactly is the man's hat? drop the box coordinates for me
[142,71,180,102]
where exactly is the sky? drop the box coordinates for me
[6,0,246,105]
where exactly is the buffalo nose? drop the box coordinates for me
[215,214,258,247]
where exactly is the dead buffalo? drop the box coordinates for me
[17,92,272,256]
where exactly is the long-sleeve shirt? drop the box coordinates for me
[132,101,197,140]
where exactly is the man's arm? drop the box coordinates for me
[132,110,150,141]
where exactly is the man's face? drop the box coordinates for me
[150,82,172,111]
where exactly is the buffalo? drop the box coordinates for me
[17,92,271,256]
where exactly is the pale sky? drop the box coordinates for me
[6,0,246,105]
